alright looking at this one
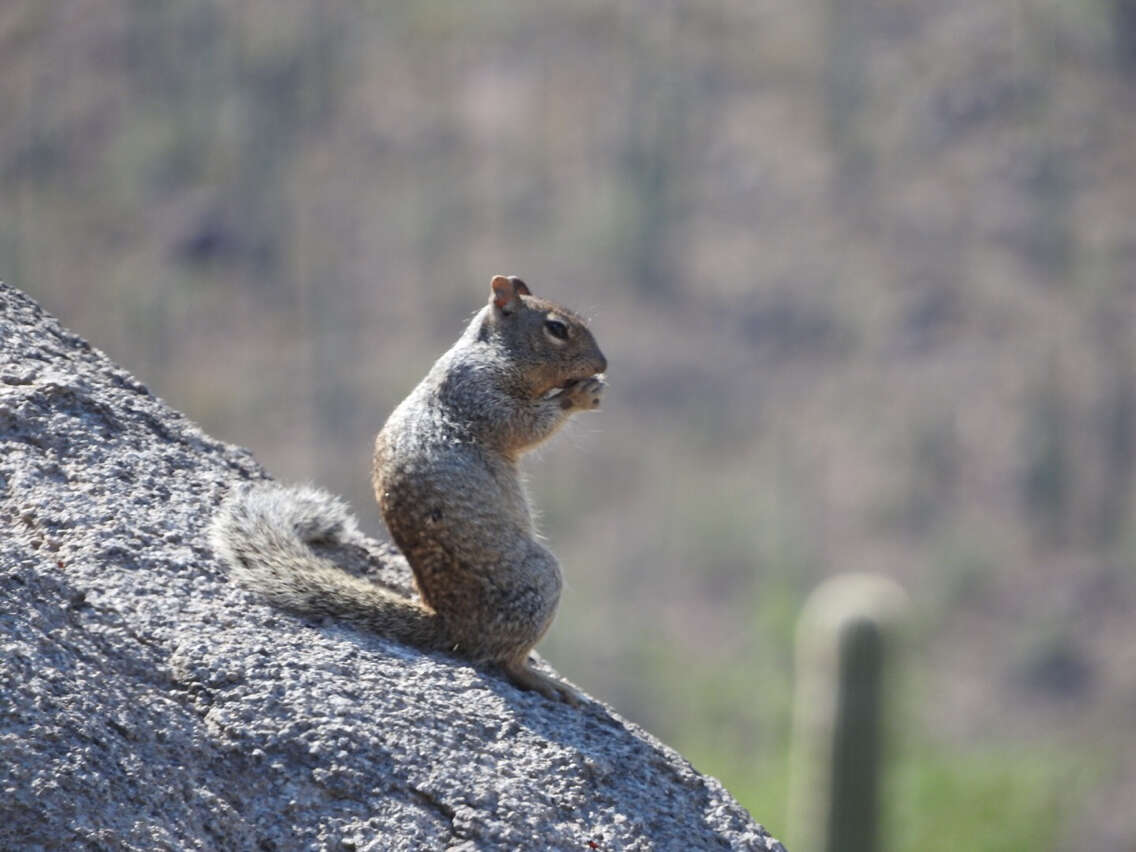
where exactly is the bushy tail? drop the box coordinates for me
[209,483,452,653]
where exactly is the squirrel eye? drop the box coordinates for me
[544,318,569,340]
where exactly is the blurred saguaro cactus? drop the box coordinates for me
[787,574,909,852]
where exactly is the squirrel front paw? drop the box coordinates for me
[558,375,606,411]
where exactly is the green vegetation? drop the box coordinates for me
[885,746,1068,852]
[684,742,1071,852]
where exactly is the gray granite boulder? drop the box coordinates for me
[0,282,785,851]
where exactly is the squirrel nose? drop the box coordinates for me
[594,352,608,374]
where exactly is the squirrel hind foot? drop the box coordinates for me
[504,659,583,706]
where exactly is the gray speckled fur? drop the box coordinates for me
[215,278,609,702]
[210,483,454,653]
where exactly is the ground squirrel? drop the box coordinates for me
[210,275,607,704]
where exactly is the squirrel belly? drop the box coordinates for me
[209,483,453,654]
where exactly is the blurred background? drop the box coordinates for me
[3,1,1134,849]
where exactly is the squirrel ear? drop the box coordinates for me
[490,275,531,312]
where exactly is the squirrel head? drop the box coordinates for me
[487,275,607,398]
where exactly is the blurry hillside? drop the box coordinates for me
[3,1,1134,848]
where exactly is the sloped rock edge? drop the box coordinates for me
[0,283,785,851]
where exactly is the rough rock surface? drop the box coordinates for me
[0,283,785,851]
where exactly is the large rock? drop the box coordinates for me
[0,283,785,851]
